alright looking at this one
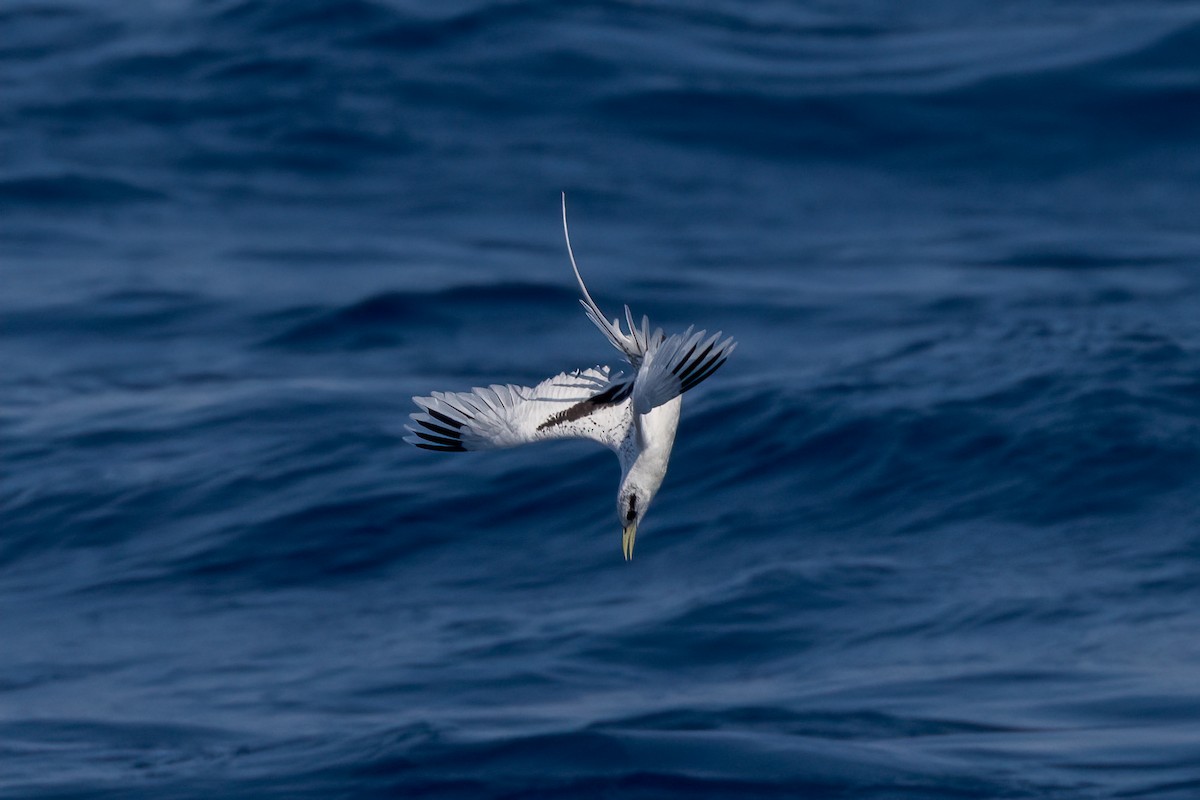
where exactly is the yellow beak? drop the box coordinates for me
[622,522,637,561]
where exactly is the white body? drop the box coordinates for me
[618,396,682,510]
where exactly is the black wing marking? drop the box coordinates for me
[673,336,730,393]
[405,366,632,452]
[409,407,467,452]
[536,378,633,432]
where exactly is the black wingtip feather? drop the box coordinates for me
[417,420,461,438]
[676,341,717,383]
[680,348,724,386]
[413,442,466,452]
[427,409,465,429]
[681,356,728,392]
[671,343,698,376]
[414,430,462,448]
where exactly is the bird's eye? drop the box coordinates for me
[626,494,637,522]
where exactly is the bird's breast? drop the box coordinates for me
[636,396,681,461]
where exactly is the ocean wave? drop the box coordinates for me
[263,283,571,350]
[0,174,165,207]
[691,373,1200,531]
[6,2,1200,796]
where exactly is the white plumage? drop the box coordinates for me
[410,366,632,453]
[405,196,736,560]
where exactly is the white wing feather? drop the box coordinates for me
[631,327,737,415]
[405,366,633,453]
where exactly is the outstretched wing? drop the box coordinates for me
[631,327,737,414]
[405,366,634,453]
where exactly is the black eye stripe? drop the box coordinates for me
[626,494,637,522]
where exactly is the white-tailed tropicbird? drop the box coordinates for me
[404,196,736,560]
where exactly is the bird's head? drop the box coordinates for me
[616,484,655,561]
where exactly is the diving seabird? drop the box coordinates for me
[405,196,736,560]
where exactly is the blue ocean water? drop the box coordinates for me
[5,1,1200,796]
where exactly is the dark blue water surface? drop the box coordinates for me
[6,1,1200,797]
